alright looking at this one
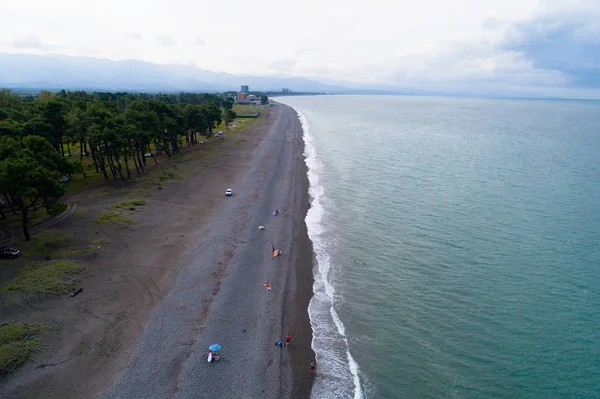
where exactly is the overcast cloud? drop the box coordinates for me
[0,0,599,96]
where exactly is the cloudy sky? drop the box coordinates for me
[1,0,599,96]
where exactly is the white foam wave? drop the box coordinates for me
[295,107,364,399]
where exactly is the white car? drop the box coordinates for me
[225,189,233,197]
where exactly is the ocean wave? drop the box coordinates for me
[296,108,364,399]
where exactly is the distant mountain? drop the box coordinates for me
[0,53,353,93]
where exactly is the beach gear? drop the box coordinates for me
[209,344,221,351]
[207,352,213,362]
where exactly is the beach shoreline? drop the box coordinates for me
[98,103,315,398]
[283,106,316,397]
[0,103,315,399]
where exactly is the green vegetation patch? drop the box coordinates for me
[15,229,75,258]
[66,170,108,194]
[158,171,179,181]
[0,323,51,373]
[1,260,81,298]
[93,209,137,225]
[46,202,68,216]
[114,200,146,210]
[4,207,49,229]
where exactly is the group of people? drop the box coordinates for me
[273,208,288,216]
[267,205,315,374]
[205,350,221,362]
[271,245,282,257]
[275,334,292,347]
[276,337,317,374]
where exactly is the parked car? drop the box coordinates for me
[0,247,20,259]
[59,175,71,183]
[225,189,233,197]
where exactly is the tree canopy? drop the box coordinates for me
[0,89,237,240]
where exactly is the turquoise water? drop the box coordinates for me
[277,96,600,398]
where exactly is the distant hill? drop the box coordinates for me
[0,53,352,93]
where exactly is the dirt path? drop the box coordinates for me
[0,107,284,398]
[0,200,78,247]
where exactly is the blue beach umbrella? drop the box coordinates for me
[209,344,221,351]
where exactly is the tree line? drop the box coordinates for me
[0,89,250,240]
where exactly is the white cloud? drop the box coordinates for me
[12,34,62,50]
[156,34,176,47]
[0,0,598,94]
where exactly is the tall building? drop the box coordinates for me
[241,85,249,93]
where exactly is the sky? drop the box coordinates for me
[1,0,599,97]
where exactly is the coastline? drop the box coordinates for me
[2,103,314,398]
[283,106,316,398]
[99,103,315,398]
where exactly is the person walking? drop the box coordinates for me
[285,333,291,347]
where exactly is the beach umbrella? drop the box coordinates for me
[209,344,221,351]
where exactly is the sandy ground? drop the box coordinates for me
[0,104,314,398]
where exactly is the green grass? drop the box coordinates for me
[232,104,267,113]
[46,202,68,216]
[55,237,106,258]
[230,135,246,144]
[93,210,137,225]
[13,229,74,258]
[1,260,81,298]
[114,200,146,210]
[2,202,68,229]
[0,323,51,374]
[61,141,81,156]
[3,207,49,229]
[158,171,180,181]
[66,170,108,194]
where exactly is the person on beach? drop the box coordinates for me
[272,245,275,253]
[206,350,220,362]
[285,333,291,347]
[275,339,283,347]
[310,359,316,373]
[276,209,279,216]
[264,281,272,291]
[284,208,288,215]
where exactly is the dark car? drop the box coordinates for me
[0,247,20,259]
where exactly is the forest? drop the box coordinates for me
[0,89,244,240]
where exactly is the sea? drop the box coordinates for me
[276,95,600,399]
